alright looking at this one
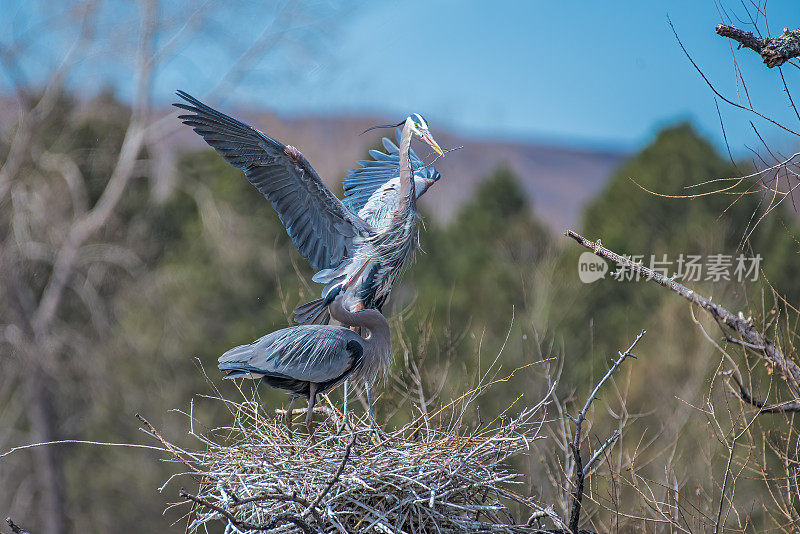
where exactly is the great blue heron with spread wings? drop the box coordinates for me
[294,123,441,326]
[174,91,444,425]
[218,261,389,436]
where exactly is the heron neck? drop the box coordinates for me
[397,119,416,209]
[329,298,391,347]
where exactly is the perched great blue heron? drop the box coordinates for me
[218,261,390,435]
[174,91,443,425]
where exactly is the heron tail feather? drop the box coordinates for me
[293,298,331,325]
[219,343,255,363]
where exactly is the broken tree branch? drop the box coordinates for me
[565,230,800,397]
[716,24,800,68]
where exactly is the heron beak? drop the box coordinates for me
[345,257,371,289]
[419,130,444,156]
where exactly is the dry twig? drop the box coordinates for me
[568,331,644,534]
[565,230,800,398]
[724,371,800,413]
[144,383,559,533]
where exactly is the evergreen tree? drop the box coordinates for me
[556,122,800,379]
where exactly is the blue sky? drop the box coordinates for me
[3,1,799,153]
[276,0,798,152]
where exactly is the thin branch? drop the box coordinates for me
[725,371,800,413]
[0,439,167,459]
[0,1,99,202]
[565,230,800,397]
[310,434,356,510]
[583,430,621,477]
[135,413,203,473]
[716,24,800,68]
[715,441,736,534]
[668,16,800,137]
[179,489,317,534]
[568,330,645,534]
[225,490,323,529]
[778,67,800,123]
[31,0,156,336]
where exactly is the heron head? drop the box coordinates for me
[407,113,443,157]
[362,114,444,157]
[321,258,372,307]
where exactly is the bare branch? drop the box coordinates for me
[31,0,156,336]
[725,370,800,413]
[179,488,318,534]
[223,490,323,530]
[0,439,167,459]
[565,230,800,397]
[716,24,800,68]
[583,430,621,477]
[310,434,356,510]
[569,330,645,534]
[0,0,100,202]
[668,16,800,137]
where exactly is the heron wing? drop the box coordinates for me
[342,128,437,214]
[175,91,371,271]
[219,326,361,384]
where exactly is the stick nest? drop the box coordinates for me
[148,383,559,533]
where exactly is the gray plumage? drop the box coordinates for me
[218,293,391,434]
[176,92,441,430]
[172,91,442,326]
[173,90,371,272]
[295,118,430,325]
[220,327,361,385]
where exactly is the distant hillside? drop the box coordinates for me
[0,95,625,231]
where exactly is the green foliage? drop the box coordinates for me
[556,123,800,375]
[584,123,740,252]
[113,148,316,387]
[404,166,553,339]
[540,123,800,532]
[9,92,800,532]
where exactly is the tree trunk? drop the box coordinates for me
[24,364,66,534]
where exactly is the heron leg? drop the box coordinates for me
[306,383,319,438]
[337,380,350,433]
[284,395,296,431]
[365,382,383,436]
[342,301,364,432]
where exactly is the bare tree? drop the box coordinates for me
[0,1,346,531]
